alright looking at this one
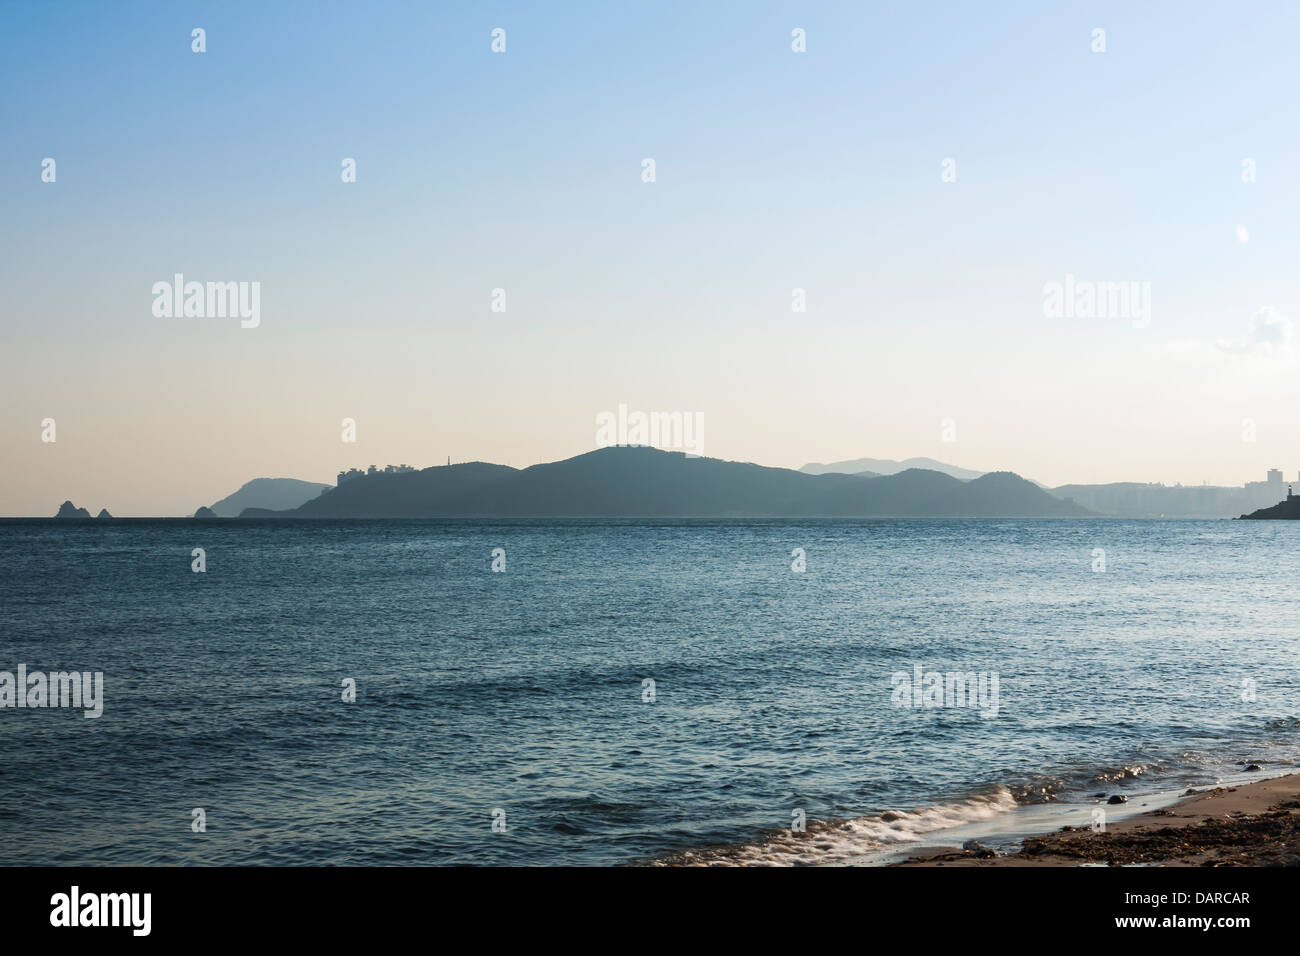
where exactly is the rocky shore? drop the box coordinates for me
[896,774,1300,866]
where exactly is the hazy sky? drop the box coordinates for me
[4,1,1300,515]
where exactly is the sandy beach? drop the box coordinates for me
[896,774,1300,867]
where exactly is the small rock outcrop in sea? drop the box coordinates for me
[95,509,113,520]
[1240,493,1300,519]
[55,501,91,519]
[194,506,218,519]
[1107,795,1128,805]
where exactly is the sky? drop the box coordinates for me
[4,1,1300,515]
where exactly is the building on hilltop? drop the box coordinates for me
[337,464,415,486]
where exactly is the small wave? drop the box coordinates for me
[1009,763,1156,803]
[651,787,1019,866]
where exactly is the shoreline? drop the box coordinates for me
[893,773,1300,867]
[649,767,1300,867]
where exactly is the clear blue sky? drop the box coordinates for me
[4,1,1300,513]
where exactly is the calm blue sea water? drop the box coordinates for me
[2,518,1299,865]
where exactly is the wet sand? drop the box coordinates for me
[896,773,1300,866]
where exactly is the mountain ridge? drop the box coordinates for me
[800,456,985,481]
[237,447,1090,518]
[207,477,332,517]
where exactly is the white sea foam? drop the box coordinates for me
[663,787,1020,867]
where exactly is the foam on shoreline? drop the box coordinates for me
[651,763,1296,867]
[895,772,1300,866]
[653,787,1020,866]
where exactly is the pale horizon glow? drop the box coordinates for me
[5,1,1300,515]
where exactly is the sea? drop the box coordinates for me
[2,517,1298,865]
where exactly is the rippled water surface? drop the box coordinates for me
[2,518,1299,865]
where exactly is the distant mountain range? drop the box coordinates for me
[800,456,985,481]
[801,458,1295,517]
[234,447,1089,518]
[42,453,1294,520]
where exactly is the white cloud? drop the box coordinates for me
[1216,306,1291,355]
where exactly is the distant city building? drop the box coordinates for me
[337,464,415,486]
[1245,468,1285,495]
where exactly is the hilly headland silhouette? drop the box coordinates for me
[231,446,1089,519]
[1239,488,1300,519]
